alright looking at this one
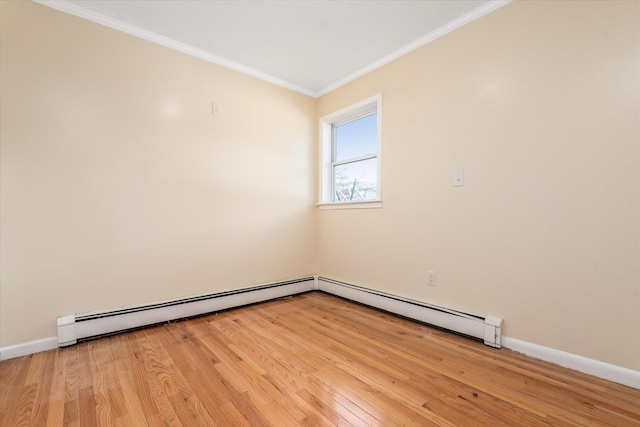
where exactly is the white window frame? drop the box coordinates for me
[317,94,382,209]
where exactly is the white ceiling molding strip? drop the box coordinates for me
[315,0,512,97]
[34,0,510,99]
[33,0,317,98]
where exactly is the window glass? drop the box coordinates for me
[334,113,378,162]
[334,157,378,201]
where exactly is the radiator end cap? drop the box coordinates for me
[484,315,503,348]
[57,314,77,347]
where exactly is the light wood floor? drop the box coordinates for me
[1,292,639,426]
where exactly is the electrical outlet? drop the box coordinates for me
[427,271,436,286]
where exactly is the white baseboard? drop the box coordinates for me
[0,336,58,361]
[502,336,640,390]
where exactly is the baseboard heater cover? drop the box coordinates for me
[317,277,503,348]
[57,277,315,347]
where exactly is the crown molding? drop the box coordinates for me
[34,0,511,99]
[33,0,317,97]
[315,0,512,97]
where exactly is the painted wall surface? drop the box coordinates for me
[0,2,316,347]
[317,0,640,370]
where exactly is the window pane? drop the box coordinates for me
[335,113,377,161]
[334,157,377,201]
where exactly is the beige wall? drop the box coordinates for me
[317,0,640,370]
[0,1,316,347]
[2,0,639,372]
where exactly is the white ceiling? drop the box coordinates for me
[37,0,509,97]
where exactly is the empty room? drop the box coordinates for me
[1,0,639,425]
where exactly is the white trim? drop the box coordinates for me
[502,337,640,390]
[0,337,58,361]
[315,0,512,96]
[317,200,383,210]
[32,0,316,97]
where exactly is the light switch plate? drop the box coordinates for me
[454,170,464,186]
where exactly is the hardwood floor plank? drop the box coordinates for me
[216,402,253,427]
[43,398,64,427]
[144,368,183,427]
[28,350,57,425]
[23,351,48,387]
[3,383,37,427]
[296,387,359,427]
[78,386,98,426]
[174,368,228,425]
[316,363,447,427]
[1,292,639,426]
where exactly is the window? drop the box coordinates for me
[318,95,382,208]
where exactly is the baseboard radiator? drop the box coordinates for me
[317,277,503,348]
[57,276,502,349]
[57,277,315,347]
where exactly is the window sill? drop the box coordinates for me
[316,200,383,210]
